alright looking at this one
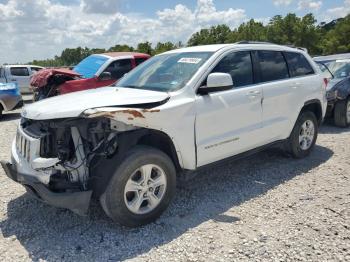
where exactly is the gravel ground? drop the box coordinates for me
[0,99,349,261]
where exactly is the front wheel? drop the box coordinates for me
[33,89,47,101]
[100,146,176,227]
[334,98,350,127]
[285,111,318,158]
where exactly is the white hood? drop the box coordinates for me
[22,86,169,120]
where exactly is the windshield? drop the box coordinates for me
[73,55,108,78]
[116,52,213,92]
[317,59,350,79]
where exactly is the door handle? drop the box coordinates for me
[246,90,261,97]
[292,82,301,89]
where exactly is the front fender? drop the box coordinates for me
[332,77,350,100]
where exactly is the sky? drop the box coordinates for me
[0,0,349,64]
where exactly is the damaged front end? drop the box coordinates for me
[2,115,139,215]
[30,69,81,101]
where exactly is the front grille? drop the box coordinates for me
[16,130,31,161]
[15,125,41,162]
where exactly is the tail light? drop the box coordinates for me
[323,78,328,88]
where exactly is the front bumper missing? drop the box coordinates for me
[0,160,92,216]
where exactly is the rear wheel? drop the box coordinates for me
[100,146,176,227]
[0,105,3,118]
[285,111,318,158]
[334,98,350,127]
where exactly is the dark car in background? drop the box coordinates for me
[314,54,350,127]
[0,83,23,118]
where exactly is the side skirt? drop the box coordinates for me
[179,140,286,182]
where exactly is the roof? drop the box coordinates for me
[163,43,303,54]
[100,52,150,58]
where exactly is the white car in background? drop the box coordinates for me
[0,65,44,93]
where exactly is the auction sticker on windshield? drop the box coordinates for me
[178,58,202,64]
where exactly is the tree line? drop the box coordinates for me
[30,13,350,67]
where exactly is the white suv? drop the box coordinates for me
[1,43,327,227]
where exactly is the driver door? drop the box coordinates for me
[94,59,133,88]
[195,51,264,167]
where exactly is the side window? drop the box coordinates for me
[10,67,29,76]
[211,51,254,87]
[104,59,132,79]
[284,52,314,77]
[30,67,43,74]
[135,58,148,66]
[258,51,289,82]
[0,68,4,78]
[316,62,333,79]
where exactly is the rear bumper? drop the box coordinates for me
[13,99,24,110]
[0,160,92,216]
[0,93,22,112]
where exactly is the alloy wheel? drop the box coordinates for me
[124,164,167,215]
[299,120,315,150]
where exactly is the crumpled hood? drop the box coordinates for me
[30,68,81,89]
[22,86,169,120]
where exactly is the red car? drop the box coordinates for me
[31,52,150,100]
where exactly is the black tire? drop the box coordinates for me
[100,146,176,227]
[33,90,46,101]
[33,93,39,102]
[285,111,318,158]
[334,98,350,127]
[0,105,3,118]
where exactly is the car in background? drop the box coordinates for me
[0,65,44,93]
[314,53,350,127]
[30,52,151,101]
[0,83,23,118]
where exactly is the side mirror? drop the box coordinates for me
[198,73,233,94]
[99,72,112,81]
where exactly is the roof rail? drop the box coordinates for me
[284,44,308,53]
[236,41,308,53]
[235,41,276,45]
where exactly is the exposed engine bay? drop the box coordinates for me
[30,68,81,101]
[20,117,136,193]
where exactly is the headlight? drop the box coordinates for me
[326,90,338,100]
[0,83,17,91]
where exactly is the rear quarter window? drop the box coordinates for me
[31,67,43,73]
[284,52,314,77]
[135,58,148,66]
[257,51,289,82]
[10,67,29,76]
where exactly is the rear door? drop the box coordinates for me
[8,66,31,93]
[195,50,264,166]
[255,50,298,141]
